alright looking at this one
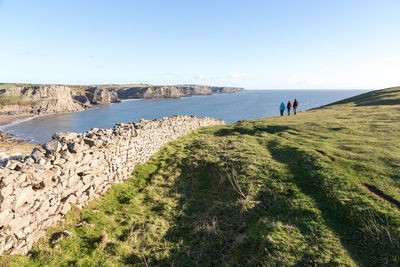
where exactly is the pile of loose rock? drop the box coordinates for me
[0,115,224,255]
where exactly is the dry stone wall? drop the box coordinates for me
[0,115,224,255]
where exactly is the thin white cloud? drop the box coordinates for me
[198,73,208,79]
[185,72,209,80]
[229,72,244,79]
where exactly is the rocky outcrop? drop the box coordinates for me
[84,87,120,105]
[0,83,244,119]
[72,95,91,108]
[0,85,84,115]
[116,85,245,99]
[0,115,225,255]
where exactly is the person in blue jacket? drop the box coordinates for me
[279,102,285,116]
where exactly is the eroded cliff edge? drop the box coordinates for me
[0,83,244,116]
[114,84,244,99]
[0,85,84,116]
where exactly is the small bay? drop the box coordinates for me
[3,89,369,144]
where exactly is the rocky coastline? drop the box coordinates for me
[0,83,243,151]
[0,84,244,121]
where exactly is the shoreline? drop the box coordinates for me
[0,108,88,131]
[0,114,35,127]
[0,115,41,156]
[0,86,246,129]
[0,93,226,128]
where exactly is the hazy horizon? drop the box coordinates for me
[0,82,376,90]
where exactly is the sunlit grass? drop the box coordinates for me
[0,141,39,156]
[2,87,400,266]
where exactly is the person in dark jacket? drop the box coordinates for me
[293,99,298,115]
[287,100,292,115]
[280,102,285,116]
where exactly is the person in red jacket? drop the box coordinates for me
[293,99,299,115]
[287,100,292,115]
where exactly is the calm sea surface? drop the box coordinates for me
[2,89,369,144]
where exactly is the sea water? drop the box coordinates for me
[2,89,369,144]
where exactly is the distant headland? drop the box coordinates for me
[0,83,245,125]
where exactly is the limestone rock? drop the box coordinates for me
[73,95,91,107]
[8,217,30,232]
[31,148,45,163]
[116,85,244,100]
[0,115,225,256]
[14,187,35,209]
[24,157,34,165]
[52,132,78,142]
[0,209,12,227]
[1,183,13,198]
[83,138,96,147]
[67,142,83,153]
[85,87,120,105]
[43,139,62,155]
[0,85,84,116]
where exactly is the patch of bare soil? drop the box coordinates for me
[315,149,335,162]
[361,183,400,211]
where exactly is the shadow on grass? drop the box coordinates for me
[146,160,322,265]
[266,140,400,266]
[128,138,351,265]
[322,87,400,108]
[123,253,145,265]
[121,124,400,265]
[214,123,292,137]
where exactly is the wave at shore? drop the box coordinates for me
[0,115,36,130]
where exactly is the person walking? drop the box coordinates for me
[279,102,285,116]
[287,100,292,115]
[293,99,298,115]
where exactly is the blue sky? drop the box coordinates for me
[0,0,399,89]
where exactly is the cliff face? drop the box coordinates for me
[0,85,84,115]
[84,87,120,105]
[0,84,244,117]
[116,85,245,99]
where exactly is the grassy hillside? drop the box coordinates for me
[2,87,400,266]
[0,83,39,90]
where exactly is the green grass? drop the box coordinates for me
[0,83,39,90]
[2,87,400,266]
[0,96,40,107]
[0,141,40,156]
[0,84,41,107]
[0,84,17,90]
[0,95,23,106]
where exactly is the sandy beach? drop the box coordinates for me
[0,114,34,126]
[0,114,39,155]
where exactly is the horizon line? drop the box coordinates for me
[1,81,396,91]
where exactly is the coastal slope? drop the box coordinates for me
[2,87,400,266]
[0,84,84,116]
